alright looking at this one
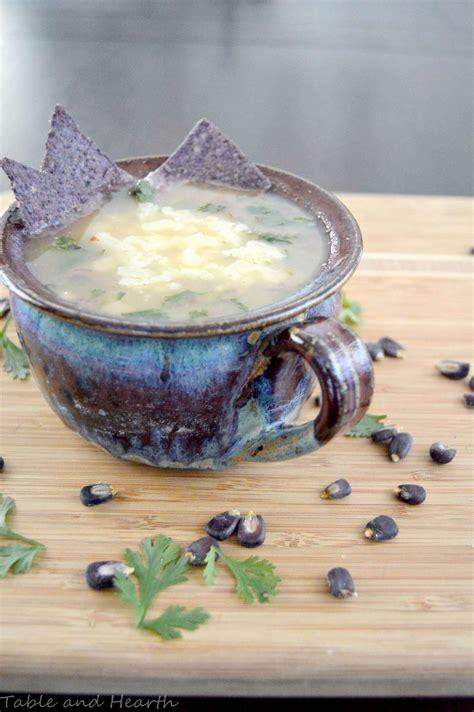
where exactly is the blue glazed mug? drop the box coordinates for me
[1,158,374,470]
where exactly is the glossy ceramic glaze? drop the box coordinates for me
[0,158,374,469]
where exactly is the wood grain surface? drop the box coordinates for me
[0,192,472,697]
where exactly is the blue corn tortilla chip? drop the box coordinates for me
[2,105,131,235]
[42,105,131,192]
[146,118,271,191]
[1,158,103,236]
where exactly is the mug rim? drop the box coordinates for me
[0,157,362,338]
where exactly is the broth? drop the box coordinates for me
[24,182,330,322]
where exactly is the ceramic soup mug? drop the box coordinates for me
[0,158,374,470]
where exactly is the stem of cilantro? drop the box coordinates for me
[0,317,10,339]
[2,529,44,548]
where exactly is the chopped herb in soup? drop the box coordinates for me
[24,182,329,322]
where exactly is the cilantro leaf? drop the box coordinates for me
[345,413,387,438]
[126,535,189,624]
[130,179,155,203]
[339,293,362,326]
[228,297,247,312]
[198,203,225,213]
[246,205,275,217]
[142,606,209,640]
[0,543,43,577]
[165,290,198,304]
[204,546,280,604]
[0,318,30,380]
[0,494,43,546]
[0,495,16,532]
[256,232,293,244]
[0,494,45,576]
[203,547,218,586]
[292,216,314,223]
[246,204,289,227]
[114,569,140,610]
[3,337,30,380]
[91,288,106,299]
[54,235,81,250]
[113,535,208,639]
[0,298,10,319]
[189,309,208,320]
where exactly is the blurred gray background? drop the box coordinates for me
[1,0,472,195]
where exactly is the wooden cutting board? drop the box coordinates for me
[0,192,472,697]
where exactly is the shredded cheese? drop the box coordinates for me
[92,205,287,296]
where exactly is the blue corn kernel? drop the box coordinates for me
[389,432,413,462]
[327,567,357,599]
[429,442,456,464]
[86,560,133,590]
[205,509,241,541]
[186,536,220,566]
[364,515,399,541]
[80,482,116,507]
[396,484,426,505]
[321,478,352,499]
[237,512,266,548]
[437,360,470,380]
[379,337,405,358]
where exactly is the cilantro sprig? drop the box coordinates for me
[198,203,225,213]
[256,232,294,244]
[141,606,209,640]
[246,204,313,228]
[130,179,155,203]
[164,290,198,304]
[54,235,81,250]
[0,494,45,577]
[0,317,30,380]
[345,413,386,438]
[339,293,362,326]
[228,297,247,312]
[114,534,209,640]
[204,546,280,604]
[189,309,208,320]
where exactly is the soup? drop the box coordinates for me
[24,182,330,322]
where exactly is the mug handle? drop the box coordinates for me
[240,317,374,462]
